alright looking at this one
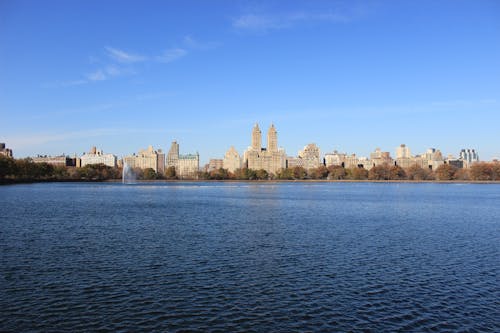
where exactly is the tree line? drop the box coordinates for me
[199,163,500,181]
[1,155,499,183]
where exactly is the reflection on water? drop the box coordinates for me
[0,182,499,332]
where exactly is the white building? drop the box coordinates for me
[80,147,117,167]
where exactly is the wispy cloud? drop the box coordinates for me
[156,48,188,63]
[183,35,220,49]
[233,11,352,32]
[53,37,216,88]
[85,65,135,82]
[105,46,147,63]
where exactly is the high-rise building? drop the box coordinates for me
[123,145,159,172]
[251,124,261,151]
[267,124,278,152]
[166,141,199,178]
[244,123,286,174]
[81,147,117,167]
[396,144,411,159]
[223,146,241,173]
[459,149,479,167]
[157,149,165,175]
[166,141,179,169]
[324,150,347,167]
[297,143,321,169]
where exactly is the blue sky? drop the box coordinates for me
[1,0,499,163]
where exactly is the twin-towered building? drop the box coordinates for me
[217,123,321,174]
[244,124,287,174]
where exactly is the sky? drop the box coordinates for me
[1,0,499,164]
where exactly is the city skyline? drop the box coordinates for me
[1,1,499,162]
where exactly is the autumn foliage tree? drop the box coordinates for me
[434,164,457,180]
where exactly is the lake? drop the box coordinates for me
[1,182,499,332]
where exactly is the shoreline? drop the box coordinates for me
[2,179,500,185]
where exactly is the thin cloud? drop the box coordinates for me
[85,65,135,82]
[233,11,352,32]
[157,48,188,63]
[86,70,107,81]
[183,35,220,49]
[105,46,147,63]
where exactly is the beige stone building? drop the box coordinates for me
[166,141,199,179]
[32,155,76,167]
[81,147,117,167]
[207,159,223,172]
[223,146,241,173]
[324,150,347,167]
[298,143,321,169]
[243,123,286,174]
[123,145,160,172]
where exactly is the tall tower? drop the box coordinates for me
[251,123,262,150]
[167,141,179,168]
[267,123,278,152]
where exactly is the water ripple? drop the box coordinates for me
[1,182,499,332]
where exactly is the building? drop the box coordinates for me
[81,147,117,167]
[166,141,199,179]
[123,145,161,172]
[166,141,179,169]
[157,150,165,175]
[324,150,347,167]
[459,149,479,167]
[396,144,411,159]
[370,148,393,168]
[0,143,13,158]
[223,146,241,173]
[206,159,223,172]
[394,144,413,168]
[32,155,76,167]
[298,143,321,170]
[243,123,286,174]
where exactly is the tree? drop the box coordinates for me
[276,168,293,180]
[389,165,407,180]
[308,165,329,179]
[434,164,457,180]
[406,164,431,181]
[292,166,307,180]
[468,162,500,181]
[0,155,16,179]
[348,167,368,180]
[165,166,177,179]
[368,164,391,180]
[327,165,346,180]
[209,168,230,180]
[255,169,269,180]
[142,168,157,180]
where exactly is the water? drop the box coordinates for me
[1,182,499,332]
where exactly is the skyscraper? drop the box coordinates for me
[267,124,278,152]
[244,123,286,174]
[251,124,262,151]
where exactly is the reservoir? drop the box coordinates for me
[1,182,499,331]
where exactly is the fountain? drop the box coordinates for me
[122,162,136,184]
